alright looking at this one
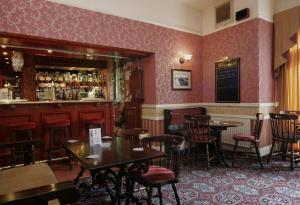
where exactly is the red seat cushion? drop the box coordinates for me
[140,165,175,182]
[82,117,105,125]
[45,119,70,127]
[233,134,255,141]
[8,122,36,131]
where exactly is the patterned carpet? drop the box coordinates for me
[72,156,300,205]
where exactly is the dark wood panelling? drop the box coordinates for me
[0,102,112,160]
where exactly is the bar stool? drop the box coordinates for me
[81,117,105,138]
[7,121,36,166]
[45,119,71,167]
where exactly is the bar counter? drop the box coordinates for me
[0,99,114,144]
[0,99,114,105]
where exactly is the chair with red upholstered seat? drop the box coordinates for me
[232,113,264,168]
[184,115,218,170]
[129,135,185,205]
[7,121,36,166]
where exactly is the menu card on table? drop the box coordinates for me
[89,128,102,146]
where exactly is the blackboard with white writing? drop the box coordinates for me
[215,58,240,103]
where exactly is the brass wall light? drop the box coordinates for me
[179,54,192,64]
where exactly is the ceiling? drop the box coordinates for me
[179,0,222,11]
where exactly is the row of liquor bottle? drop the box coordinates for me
[36,86,106,101]
[1,71,21,99]
[36,70,106,88]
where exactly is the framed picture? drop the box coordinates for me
[171,69,192,90]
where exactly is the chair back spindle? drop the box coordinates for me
[253,113,264,140]
[185,115,211,142]
[270,113,298,142]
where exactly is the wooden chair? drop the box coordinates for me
[268,113,300,170]
[231,113,264,168]
[129,135,185,205]
[184,115,218,169]
[0,140,79,205]
[120,128,149,145]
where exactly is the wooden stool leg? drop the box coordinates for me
[48,128,54,166]
[11,131,17,167]
[28,130,35,163]
[64,126,72,170]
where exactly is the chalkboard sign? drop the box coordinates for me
[215,58,240,103]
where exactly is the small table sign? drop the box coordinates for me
[89,128,102,146]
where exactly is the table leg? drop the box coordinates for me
[215,130,230,167]
[74,166,85,186]
[115,167,126,205]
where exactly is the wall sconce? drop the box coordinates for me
[179,54,192,64]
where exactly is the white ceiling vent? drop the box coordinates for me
[215,0,233,27]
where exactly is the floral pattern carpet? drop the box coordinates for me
[73,158,300,205]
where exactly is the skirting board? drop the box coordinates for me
[223,144,272,157]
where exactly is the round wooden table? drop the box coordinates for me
[210,120,244,167]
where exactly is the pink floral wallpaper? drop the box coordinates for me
[0,0,274,104]
[258,20,274,103]
[0,0,202,104]
[202,18,274,103]
[203,19,259,103]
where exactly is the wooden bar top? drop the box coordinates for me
[0,99,114,105]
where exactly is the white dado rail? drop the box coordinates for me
[142,102,277,120]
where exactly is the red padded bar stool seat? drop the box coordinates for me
[8,121,36,131]
[45,119,70,127]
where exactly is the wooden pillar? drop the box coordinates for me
[21,54,36,100]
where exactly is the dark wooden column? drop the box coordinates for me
[21,54,36,101]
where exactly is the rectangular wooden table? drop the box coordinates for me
[64,137,166,204]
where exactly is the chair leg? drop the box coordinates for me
[232,140,238,167]
[158,187,163,205]
[267,140,275,163]
[171,183,181,205]
[195,144,198,161]
[254,142,263,169]
[206,143,210,170]
[290,143,294,171]
[188,141,191,159]
[147,187,153,205]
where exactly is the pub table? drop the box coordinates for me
[209,120,243,167]
[64,137,166,204]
